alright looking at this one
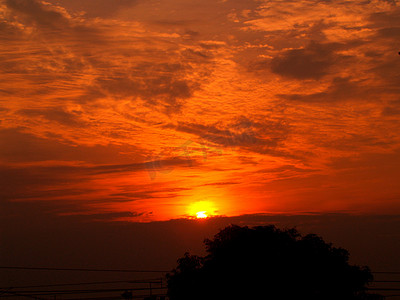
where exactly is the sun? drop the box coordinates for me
[188,201,217,219]
[196,211,208,219]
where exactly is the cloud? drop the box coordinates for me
[256,164,316,175]
[277,77,375,103]
[270,41,350,80]
[67,211,150,221]
[18,108,86,127]
[0,128,202,206]
[377,26,400,39]
[54,0,139,18]
[198,181,240,188]
[0,17,23,39]
[168,116,290,155]
[5,0,70,29]
[3,0,101,44]
[0,158,193,207]
[382,100,400,116]
[1,0,400,223]
[369,8,400,37]
[91,62,195,109]
[93,157,198,175]
[0,128,144,163]
[109,187,191,202]
[0,0,221,118]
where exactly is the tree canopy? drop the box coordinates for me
[167,225,382,300]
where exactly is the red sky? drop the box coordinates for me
[1,0,400,222]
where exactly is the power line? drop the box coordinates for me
[75,293,168,300]
[368,288,400,291]
[0,266,169,273]
[0,288,12,296]
[2,266,398,274]
[0,278,163,290]
[0,286,166,297]
[0,290,45,300]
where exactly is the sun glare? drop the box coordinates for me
[188,201,217,219]
[196,211,208,219]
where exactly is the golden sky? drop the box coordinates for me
[1,0,400,221]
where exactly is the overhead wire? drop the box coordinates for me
[0,266,169,273]
[0,278,163,290]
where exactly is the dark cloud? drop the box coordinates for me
[199,181,240,187]
[255,165,316,174]
[109,191,184,202]
[0,159,189,205]
[93,157,196,175]
[177,122,270,147]
[92,62,195,109]
[0,157,193,186]
[5,0,69,29]
[0,128,200,204]
[0,19,24,39]
[328,149,400,172]
[0,0,102,91]
[69,211,149,221]
[181,48,212,61]
[1,0,217,113]
[0,128,74,163]
[368,9,400,58]
[110,192,171,199]
[107,186,190,203]
[270,41,347,80]
[369,9,400,29]
[377,26,400,39]
[4,0,100,40]
[0,128,143,163]
[161,117,295,158]
[182,30,200,40]
[382,100,400,116]
[369,57,400,91]
[54,0,138,18]
[0,163,99,205]
[318,134,394,152]
[173,118,288,149]
[18,108,85,127]
[278,77,375,103]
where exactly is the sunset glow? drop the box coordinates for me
[1,0,400,222]
[196,211,208,219]
[2,2,400,297]
[188,201,218,219]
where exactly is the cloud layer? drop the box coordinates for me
[1,0,400,220]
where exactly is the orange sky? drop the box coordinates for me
[1,0,400,221]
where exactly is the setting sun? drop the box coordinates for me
[188,201,217,219]
[196,211,208,219]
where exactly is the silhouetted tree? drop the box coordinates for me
[167,225,383,300]
[121,290,133,299]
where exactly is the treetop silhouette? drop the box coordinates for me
[167,224,383,300]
